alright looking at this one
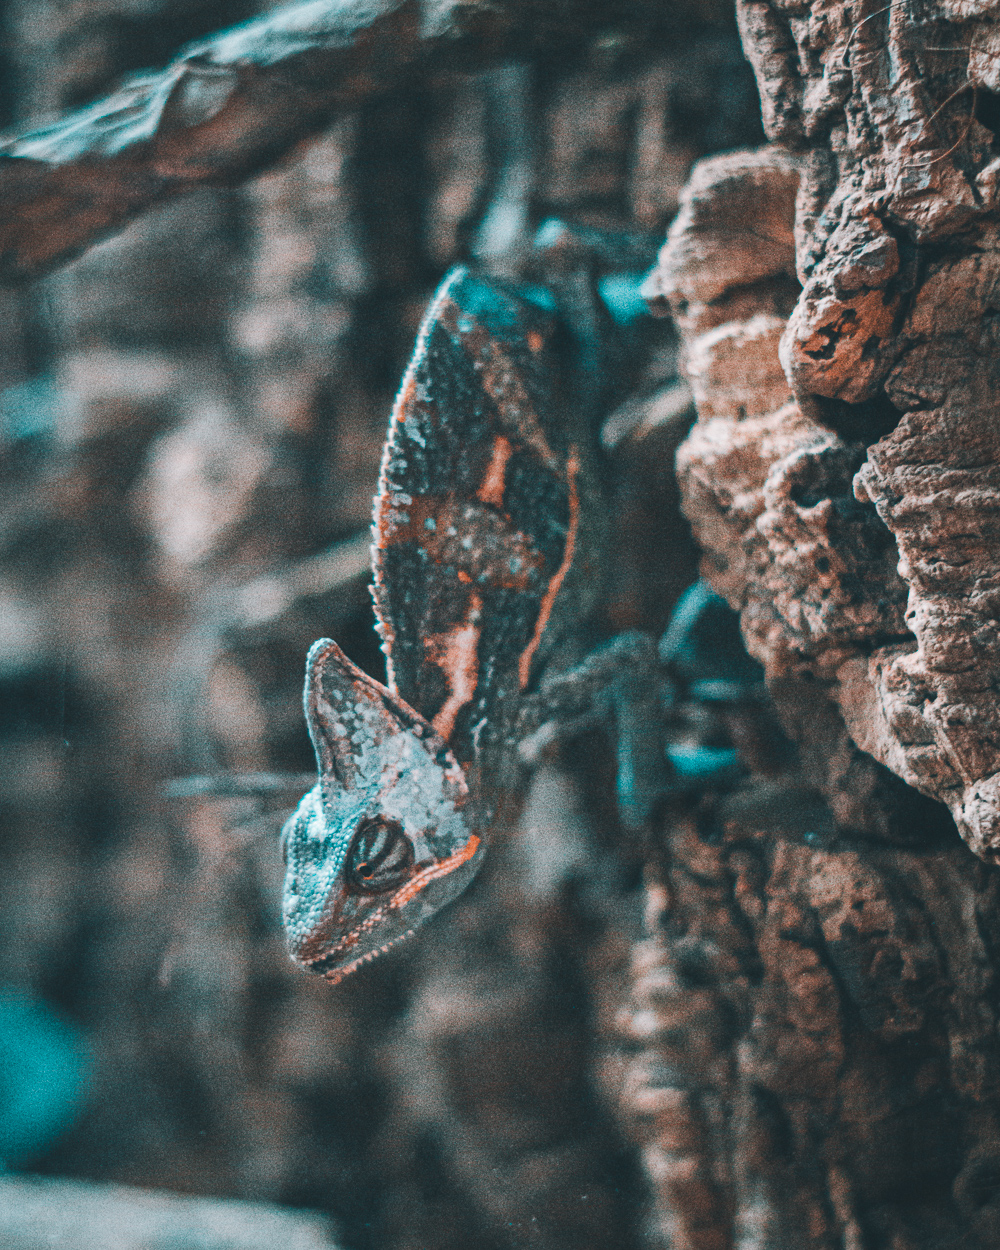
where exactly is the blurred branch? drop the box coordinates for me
[0,0,676,284]
[162,772,315,799]
[174,529,372,772]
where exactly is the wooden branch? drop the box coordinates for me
[0,0,668,284]
[0,0,421,282]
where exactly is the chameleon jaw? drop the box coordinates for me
[388,831,481,907]
[317,927,417,985]
[287,828,484,983]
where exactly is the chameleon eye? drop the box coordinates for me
[346,816,414,894]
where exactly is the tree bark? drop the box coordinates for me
[628,1,1000,1245]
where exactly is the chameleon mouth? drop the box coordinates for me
[322,927,418,984]
[297,832,483,981]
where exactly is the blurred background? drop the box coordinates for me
[0,2,763,1246]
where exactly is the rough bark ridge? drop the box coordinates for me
[647,0,1000,860]
[623,2,1000,1245]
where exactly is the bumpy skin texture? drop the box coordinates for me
[281,639,480,979]
[282,267,603,981]
[373,267,603,767]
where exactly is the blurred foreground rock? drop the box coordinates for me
[0,1175,340,1250]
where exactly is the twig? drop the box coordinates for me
[162,772,316,798]
[906,84,978,168]
[842,2,898,66]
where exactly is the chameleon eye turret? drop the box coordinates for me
[281,638,480,982]
[346,817,414,894]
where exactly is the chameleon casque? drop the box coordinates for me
[281,244,659,983]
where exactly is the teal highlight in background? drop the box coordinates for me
[0,986,90,1165]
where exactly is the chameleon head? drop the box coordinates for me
[281,639,483,983]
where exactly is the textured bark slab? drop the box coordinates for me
[621,776,1000,1250]
[648,148,920,841]
[649,0,1000,856]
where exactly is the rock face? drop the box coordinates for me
[647,0,1000,859]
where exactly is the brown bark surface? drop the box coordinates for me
[628,1,1000,1245]
[648,0,1000,860]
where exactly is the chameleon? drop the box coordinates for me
[281,240,668,983]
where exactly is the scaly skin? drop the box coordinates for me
[281,264,610,982]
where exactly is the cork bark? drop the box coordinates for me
[627,1,1000,1244]
[647,0,1000,861]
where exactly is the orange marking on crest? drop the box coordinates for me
[390,833,482,909]
[477,435,513,507]
[440,302,560,470]
[428,593,483,740]
[518,448,580,690]
[395,368,417,415]
[527,330,544,353]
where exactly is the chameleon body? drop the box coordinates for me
[281,264,612,983]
